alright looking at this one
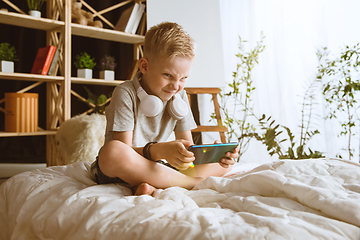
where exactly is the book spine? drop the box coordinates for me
[41,46,57,75]
[47,49,60,76]
[125,3,140,33]
[130,4,145,34]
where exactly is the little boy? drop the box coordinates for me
[91,22,239,195]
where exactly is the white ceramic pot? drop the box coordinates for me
[77,69,92,79]
[99,70,115,80]
[28,10,41,18]
[0,60,14,73]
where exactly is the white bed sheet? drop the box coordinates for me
[1,158,360,240]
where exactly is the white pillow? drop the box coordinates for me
[56,114,106,164]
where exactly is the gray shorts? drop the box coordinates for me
[91,157,127,185]
[91,157,178,185]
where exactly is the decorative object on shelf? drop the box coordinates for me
[31,45,57,75]
[99,55,116,80]
[0,42,18,73]
[74,52,96,79]
[5,92,38,133]
[83,86,112,114]
[27,0,46,18]
[71,0,103,28]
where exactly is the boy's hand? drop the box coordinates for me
[214,140,238,168]
[158,140,195,170]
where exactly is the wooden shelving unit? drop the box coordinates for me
[0,0,145,166]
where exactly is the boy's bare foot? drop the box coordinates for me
[133,183,157,196]
[132,177,204,196]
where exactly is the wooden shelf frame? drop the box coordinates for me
[0,0,146,166]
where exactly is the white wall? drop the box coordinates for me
[147,0,225,88]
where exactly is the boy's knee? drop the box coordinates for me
[98,140,130,171]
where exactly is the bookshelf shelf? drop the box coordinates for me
[0,72,64,82]
[0,130,57,137]
[71,77,124,86]
[71,24,144,44]
[0,11,64,31]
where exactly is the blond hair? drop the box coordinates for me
[144,22,195,60]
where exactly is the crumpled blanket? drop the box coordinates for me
[1,158,359,240]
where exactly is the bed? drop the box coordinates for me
[1,158,360,239]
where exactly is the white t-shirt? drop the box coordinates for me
[104,72,197,147]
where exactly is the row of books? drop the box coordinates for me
[115,2,146,35]
[31,45,60,76]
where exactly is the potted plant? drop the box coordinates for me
[27,0,46,18]
[99,54,116,80]
[74,52,96,79]
[0,42,18,73]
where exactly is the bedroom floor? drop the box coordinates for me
[0,163,46,185]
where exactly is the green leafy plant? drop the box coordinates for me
[99,55,117,71]
[244,114,324,159]
[317,44,360,160]
[27,0,46,11]
[83,86,111,114]
[74,52,96,70]
[0,43,19,62]
[213,34,324,160]
[212,33,265,159]
[237,78,325,160]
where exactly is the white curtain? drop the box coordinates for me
[199,0,360,163]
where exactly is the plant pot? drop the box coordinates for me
[99,70,115,80]
[77,68,92,79]
[5,93,38,133]
[28,10,41,18]
[0,60,14,73]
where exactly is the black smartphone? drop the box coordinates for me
[188,142,238,165]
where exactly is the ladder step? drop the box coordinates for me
[192,126,227,132]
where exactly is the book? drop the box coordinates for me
[137,12,147,36]
[47,48,60,76]
[31,45,57,75]
[130,3,145,34]
[115,2,137,32]
[124,3,140,33]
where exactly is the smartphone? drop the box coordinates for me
[188,142,238,165]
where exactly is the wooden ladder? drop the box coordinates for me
[184,87,227,143]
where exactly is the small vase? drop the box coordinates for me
[5,92,38,133]
[28,10,41,18]
[77,68,92,79]
[0,60,14,73]
[99,70,115,80]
